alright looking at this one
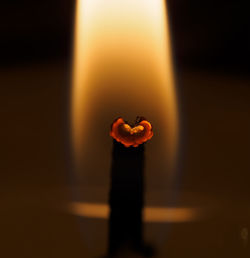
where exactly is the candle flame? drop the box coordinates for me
[71,0,179,189]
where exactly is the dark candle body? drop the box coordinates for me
[108,140,145,256]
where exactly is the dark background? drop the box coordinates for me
[1,0,249,72]
[1,1,250,257]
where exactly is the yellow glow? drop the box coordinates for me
[71,0,179,187]
[70,202,200,223]
[130,125,144,135]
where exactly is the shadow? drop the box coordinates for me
[106,140,154,257]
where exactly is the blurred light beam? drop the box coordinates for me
[70,202,200,223]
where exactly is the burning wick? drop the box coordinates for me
[110,117,153,147]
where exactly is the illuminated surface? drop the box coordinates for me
[70,202,201,222]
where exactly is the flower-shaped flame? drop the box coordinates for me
[110,117,153,147]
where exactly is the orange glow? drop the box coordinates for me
[110,117,153,147]
[70,202,201,223]
[71,0,179,192]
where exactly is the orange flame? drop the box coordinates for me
[110,117,153,147]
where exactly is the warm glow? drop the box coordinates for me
[71,0,179,190]
[70,202,200,223]
[110,117,153,147]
